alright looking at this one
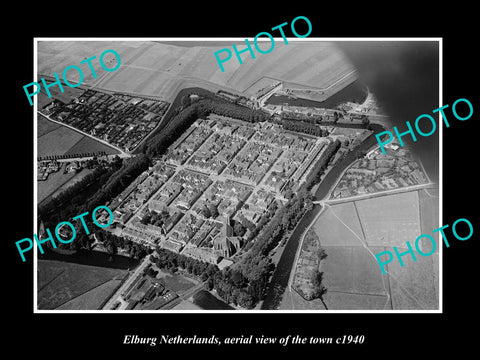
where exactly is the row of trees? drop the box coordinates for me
[279,111,341,124]
[39,154,150,230]
[304,139,342,190]
[277,118,327,137]
[39,166,111,222]
[153,248,219,284]
[143,97,270,158]
[224,140,343,306]
[38,151,109,162]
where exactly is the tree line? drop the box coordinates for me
[96,230,152,260]
[39,154,149,228]
[38,89,341,303]
[153,247,219,285]
[276,118,327,137]
[142,97,270,158]
[304,139,342,190]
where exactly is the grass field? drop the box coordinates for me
[38,80,86,105]
[38,41,355,101]
[38,114,61,136]
[313,203,364,247]
[38,91,55,109]
[37,125,84,157]
[38,166,95,205]
[38,260,128,310]
[63,135,120,156]
[307,190,439,310]
[37,116,118,204]
[38,116,120,158]
[354,191,421,247]
[56,278,124,310]
[320,246,386,295]
[418,187,440,241]
[322,291,390,310]
[384,245,438,310]
[37,162,76,203]
[156,268,196,293]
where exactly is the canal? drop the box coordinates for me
[260,123,384,310]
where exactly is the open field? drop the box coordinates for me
[156,268,196,293]
[418,187,440,240]
[36,83,85,108]
[417,188,440,302]
[322,291,390,310]
[37,116,119,204]
[171,300,203,310]
[37,162,76,203]
[56,278,124,310]
[38,114,61,136]
[38,41,355,101]
[313,203,364,246]
[38,91,55,109]
[38,125,84,157]
[354,191,421,247]
[303,189,439,310]
[384,245,438,310]
[38,114,121,158]
[320,246,386,295]
[37,260,128,310]
[63,135,120,156]
[38,166,95,205]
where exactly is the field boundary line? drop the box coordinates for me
[326,289,389,298]
[37,268,66,292]
[329,204,430,310]
[52,277,123,310]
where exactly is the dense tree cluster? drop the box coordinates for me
[140,208,170,227]
[144,103,202,157]
[153,248,219,284]
[153,247,266,309]
[213,267,261,309]
[310,270,327,299]
[96,230,152,259]
[277,118,326,137]
[194,98,269,123]
[39,166,111,224]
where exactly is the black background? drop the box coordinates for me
[6,5,477,356]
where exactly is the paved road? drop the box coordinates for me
[102,256,151,310]
[320,182,436,205]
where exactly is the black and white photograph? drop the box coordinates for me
[6,7,478,355]
[33,39,440,312]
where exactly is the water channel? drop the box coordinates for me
[260,123,384,310]
[267,79,368,109]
